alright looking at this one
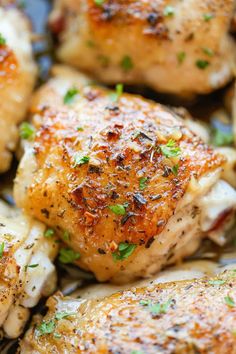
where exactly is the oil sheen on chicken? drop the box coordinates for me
[49,0,236,96]
[14,66,236,283]
[20,270,236,353]
[0,6,37,172]
[0,201,58,338]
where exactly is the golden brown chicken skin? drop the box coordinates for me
[50,0,236,96]
[20,270,236,354]
[14,66,236,283]
[0,7,37,172]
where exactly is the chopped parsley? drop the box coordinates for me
[73,154,90,167]
[177,51,186,64]
[108,203,128,216]
[19,122,35,140]
[140,298,172,315]
[163,6,175,17]
[171,164,179,176]
[63,87,79,105]
[77,127,84,131]
[54,333,62,339]
[139,177,148,191]
[59,248,81,264]
[0,242,4,258]
[37,320,55,336]
[211,126,233,147]
[25,264,39,271]
[225,296,235,308]
[208,279,226,286]
[131,351,144,354]
[160,139,181,158]
[121,55,133,71]
[112,242,137,261]
[203,13,214,22]
[196,60,210,69]
[0,33,6,45]
[63,231,70,241]
[202,47,214,57]
[55,311,76,320]
[44,228,54,238]
[94,0,105,5]
[110,83,124,102]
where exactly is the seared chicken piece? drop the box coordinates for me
[49,0,236,96]
[14,66,236,283]
[20,270,236,354]
[0,201,58,338]
[0,7,37,173]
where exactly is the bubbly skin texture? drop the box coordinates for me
[0,202,58,338]
[50,0,236,96]
[0,7,37,173]
[20,270,236,354]
[14,66,231,283]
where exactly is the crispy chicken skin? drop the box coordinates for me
[20,270,236,354]
[0,7,37,173]
[14,66,236,283]
[0,202,58,338]
[50,0,236,96]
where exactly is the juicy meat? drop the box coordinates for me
[20,270,236,354]
[0,202,58,338]
[50,0,236,96]
[0,7,37,173]
[14,66,236,283]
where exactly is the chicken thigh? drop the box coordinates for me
[14,66,236,283]
[50,0,236,96]
[0,6,37,173]
[0,201,58,338]
[20,270,236,354]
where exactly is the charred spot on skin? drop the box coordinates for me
[147,11,160,26]
[41,208,50,219]
[88,165,102,174]
[111,191,119,200]
[145,237,155,249]
[98,248,106,254]
[162,166,172,177]
[121,211,135,226]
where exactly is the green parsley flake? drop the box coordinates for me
[140,298,172,315]
[121,56,133,71]
[172,164,179,176]
[196,60,210,69]
[37,320,55,336]
[225,296,235,308]
[73,154,90,167]
[94,0,105,5]
[44,228,54,238]
[112,242,137,261]
[77,127,84,131]
[108,203,128,215]
[110,83,124,102]
[211,127,233,147]
[177,51,186,64]
[163,6,175,17]
[63,231,70,241]
[203,13,214,22]
[27,264,39,268]
[55,312,76,320]
[19,122,35,140]
[59,248,80,264]
[131,351,144,354]
[0,33,6,45]
[160,139,181,158]
[0,242,4,259]
[64,88,79,105]
[139,177,148,191]
[202,47,214,57]
[54,333,62,339]
[208,279,226,286]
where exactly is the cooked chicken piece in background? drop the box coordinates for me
[14,66,236,283]
[0,6,37,173]
[73,259,236,300]
[20,270,236,354]
[49,0,236,96]
[0,200,58,338]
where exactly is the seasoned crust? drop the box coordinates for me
[20,270,236,354]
